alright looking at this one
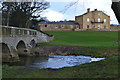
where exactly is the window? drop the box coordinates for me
[98,18,101,22]
[55,26,58,28]
[76,26,79,29]
[92,25,95,28]
[45,25,47,27]
[92,19,95,22]
[98,25,101,29]
[87,25,90,29]
[61,25,64,28]
[98,13,101,15]
[70,25,73,28]
[104,25,106,29]
[104,19,107,22]
[87,18,90,22]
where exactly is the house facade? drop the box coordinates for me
[37,21,80,31]
[75,8,110,30]
[38,8,110,31]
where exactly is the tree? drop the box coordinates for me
[1,1,50,28]
[111,1,120,24]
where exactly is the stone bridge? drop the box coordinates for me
[0,26,54,62]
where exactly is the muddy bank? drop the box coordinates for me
[34,45,87,55]
[34,45,118,57]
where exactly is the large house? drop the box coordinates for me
[38,8,110,31]
[75,8,110,30]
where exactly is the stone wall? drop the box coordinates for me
[38,24,79,31]
[110,25,120,31]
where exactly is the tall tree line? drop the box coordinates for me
[1,1,50,28]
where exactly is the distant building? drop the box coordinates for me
[110,24,120,31]
[38,8,110,31]
[75,8,110,30]
[37,21,79,31]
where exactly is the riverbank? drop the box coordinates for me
[2,31,119,79]
[2,54,118,78]
[34,45,118,57]
[2,46,119,78]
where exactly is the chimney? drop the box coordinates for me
[87,8,90,12]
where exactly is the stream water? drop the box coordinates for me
[4,55,105,69]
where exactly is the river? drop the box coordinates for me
[3,55,105,69]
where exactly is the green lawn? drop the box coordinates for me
[39,31,118,47]
[2,31,119,78]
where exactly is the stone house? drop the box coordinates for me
[37,21,79,31]
[38,8,110,31]
[75,8,110,30]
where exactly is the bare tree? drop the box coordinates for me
[1,1,50,28]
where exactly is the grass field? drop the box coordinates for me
[2,31,119,78]
[39,31,118,47]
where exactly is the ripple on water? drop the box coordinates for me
[30,55,105,69]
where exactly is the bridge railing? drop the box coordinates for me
[0,25,54,43]
[0,26,37,37]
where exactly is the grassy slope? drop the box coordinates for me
[39,31,118,47]
[3,31,119,78]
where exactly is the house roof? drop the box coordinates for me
[39,21,79,25]
[110,24,120,26]
[75,9,110,17]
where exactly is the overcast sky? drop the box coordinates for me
[40,0,119,24]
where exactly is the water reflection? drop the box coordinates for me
[3,55,105,69]
[30,55,104,69]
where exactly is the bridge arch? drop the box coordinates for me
[16,40,26,50]
[30,39,36,48]
[16,40,27,56]
[1,43,12,61]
